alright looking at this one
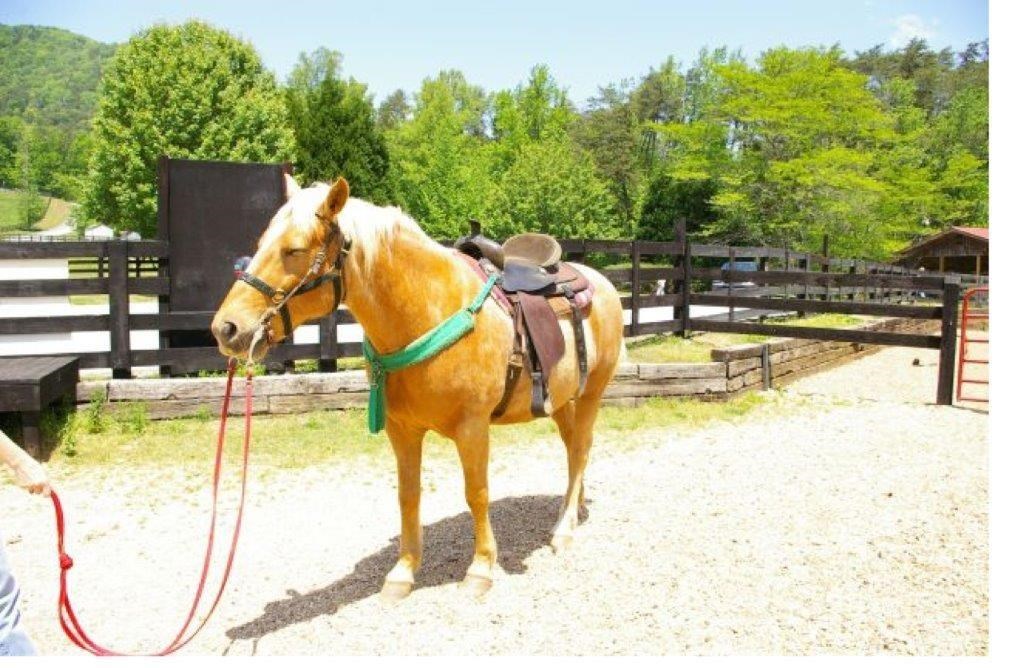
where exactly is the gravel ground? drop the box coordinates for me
[2,346,987,655]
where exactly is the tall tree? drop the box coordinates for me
[484,136,620,239]
[377,90,411,131]
[286,48,391,202]
[83,21,294,236]
[571,81,644,229]
[387,72,493,238]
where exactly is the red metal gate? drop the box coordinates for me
[956,286,989,404]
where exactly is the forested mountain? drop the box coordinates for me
[0,25,116,132]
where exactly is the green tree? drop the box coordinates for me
[83,21,294,236]
[484,136,619,239]
[387,72,493,238]
[0,116,22,188]
[377,90,411,131]
[491,65,574,169]
[286,48,391,202]
[638,48,740,241]
[631,56,687,123]
[571,81,644,229]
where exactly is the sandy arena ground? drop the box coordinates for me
[1,346,987,655]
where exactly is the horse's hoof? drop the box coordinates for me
[460,573,492,598]
[380,580,412,602]
[551,533,573,554]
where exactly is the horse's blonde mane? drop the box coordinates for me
[265,184,437,272]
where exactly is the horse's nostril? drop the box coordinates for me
[220,320,238,341]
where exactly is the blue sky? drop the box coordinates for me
[1,0,989,105]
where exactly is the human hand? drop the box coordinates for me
[12,458,51,496]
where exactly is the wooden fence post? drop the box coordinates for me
[798,252,808,317]
[727,246,736,322]
[108,240,132,379]
[630,240,641,337]
[318,309,339,372]
[783,246,790,301]
[821,235,830,303]
[672,219,689,337]
[936,276,961,405]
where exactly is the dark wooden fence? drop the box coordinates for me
[1,226,981,403]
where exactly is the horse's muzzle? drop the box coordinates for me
[211,314,267,359]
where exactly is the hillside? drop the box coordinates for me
[0,24,117,132]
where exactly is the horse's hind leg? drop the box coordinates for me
[550,392,600,553]
[381,419,426,601]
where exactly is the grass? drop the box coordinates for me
[32,391,770,472]
[0,189,36,232]
[35,197,73,230]
[0,189,73,233]
[625,313,864,363]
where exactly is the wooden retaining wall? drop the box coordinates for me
[75,317,937,419]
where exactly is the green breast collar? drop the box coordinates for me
[362,274,498,434]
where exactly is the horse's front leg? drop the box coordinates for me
[381,419,426,601]
[454,418,496,597]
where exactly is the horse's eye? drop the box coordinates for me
[285,248,308,257]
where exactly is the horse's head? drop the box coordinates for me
[211,175,351,360]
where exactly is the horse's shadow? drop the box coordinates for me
[227,493,580,641]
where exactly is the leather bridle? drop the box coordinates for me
[235,213,351,342]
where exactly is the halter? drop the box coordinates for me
[236,213,351,340]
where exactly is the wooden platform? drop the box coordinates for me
[0,356,79,455]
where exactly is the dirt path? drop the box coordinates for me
[2,347,987,655]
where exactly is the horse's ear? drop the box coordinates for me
[284,173,301,200]
[322,177,349,219]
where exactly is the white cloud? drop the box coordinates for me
[889,14,939,46]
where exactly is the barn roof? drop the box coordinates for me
[896,226,989,258]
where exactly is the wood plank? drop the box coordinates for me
[0,241,108,259]
[690,294,942,319]
[604,378,728,397]
[637,362,725,380]
[0,276,169,297]
[1,351,110,369]
[635,240,685,254]
[604,267,685,282]
[580,239,633,253]
[620,293,685,310]
[690,268,946,290]
[0,314,110,335]
[628,320,683,337]
[693,319,942,349]
[0,356,79,411]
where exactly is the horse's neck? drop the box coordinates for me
[346,227,470,354]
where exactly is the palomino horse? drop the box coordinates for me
[211,176,623,598]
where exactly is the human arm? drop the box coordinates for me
[0,430,51,496]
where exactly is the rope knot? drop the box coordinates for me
[59,553,74,570]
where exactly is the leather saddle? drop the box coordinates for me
[455,222,591,417]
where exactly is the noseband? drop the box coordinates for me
[236,214,351,341]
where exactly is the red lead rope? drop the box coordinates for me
[48,359,253,655]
